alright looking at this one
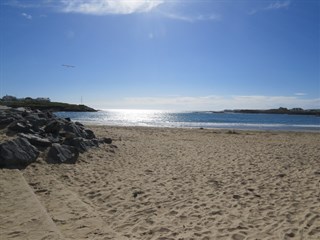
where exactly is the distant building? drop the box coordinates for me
[2,95,17,101]
[291,108,303,111]
[36,97,50,102]
[1,95,51,102]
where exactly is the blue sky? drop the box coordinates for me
[0,0,319,110]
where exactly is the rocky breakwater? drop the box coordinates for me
[0,107,114,168]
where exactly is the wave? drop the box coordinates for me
[77,120,320,131]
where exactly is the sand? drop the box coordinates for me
[1,126,320,239]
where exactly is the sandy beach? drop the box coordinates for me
[1,126,320,239]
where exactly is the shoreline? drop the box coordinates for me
[82,123,320,133]
[54,110,320,133]
[2,126,320,239]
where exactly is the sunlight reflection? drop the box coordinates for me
[102,109,171,124]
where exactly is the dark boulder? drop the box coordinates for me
[46,143,79,164]
[0,117,15,129]
[84,129,96,139]
[63,137,98,153]
[0,108,113,165]
[63,122,86,138]
[8,121,34,134]
[99,137,112,144]
[18,133,52,148]
[91,138,99,146]
[63,137,90,153]
[75,121,84,127]
[44,119,62,133]
[45,111,54,119]
[45,134,61,144]
[26,114,47,129]
[36,112,47,119]
[0,137,39,168]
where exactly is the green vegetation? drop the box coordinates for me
[0,100,97,112]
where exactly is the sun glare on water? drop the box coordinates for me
[102,109,171,124]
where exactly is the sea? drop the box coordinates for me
[55,109,320,132]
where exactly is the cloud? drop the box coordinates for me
[21,12,32,20]
[91,95,320,111]
[265,0,291,10]
[5,0,59,8]
[294,93,307,96]
[6,0,220,22]
[161,12,221,22]
[60,0,164,15]
[249,1,291,15]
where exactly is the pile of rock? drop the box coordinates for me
[0,107,113,168]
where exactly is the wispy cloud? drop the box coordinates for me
[265,0,291,10]
[249,0,291,15]
[4,0,47,8]
[295,92,307,96]
[161,12,221,23]
[21,12,32,20]
[91,95,320,111]
[60,0,164,15]
[5,0,220,22]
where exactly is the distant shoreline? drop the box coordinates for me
[0,100,97,112]
[209,107,320,116]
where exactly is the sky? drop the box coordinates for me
[0,0,319,110]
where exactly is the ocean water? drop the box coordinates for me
[55,109,320,131]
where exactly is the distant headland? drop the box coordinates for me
[211,107,320,116]
[0,95,97,112]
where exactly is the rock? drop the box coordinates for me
[277,173,286,178]
[84,129,96,139]
[64,137,99,153]
[18,133,52,148]
[59,130,76,139]
[63,137,89,153]
[44,119,62,133]
[75,121,84,127]
[0,117,15,128]
[133,190,144,198]
[233,194,241,199]
[0,108,112,164]
[25,114,47,129]
[36,112,47,119]
[91,138,99,146]
[45,134,61,143]
[45,111,54,119]
[15,107,30,112]
[99,137,112,144]
[0,137,39,168]
[63,122,86,138]
[46,143,79,164]
[8,121,34,133]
